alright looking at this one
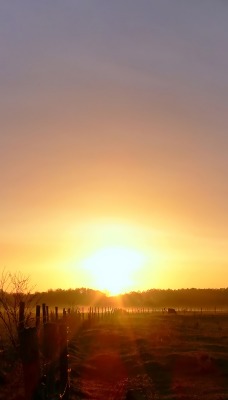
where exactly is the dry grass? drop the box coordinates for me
[69,313,228,399]
[0,351,24,400]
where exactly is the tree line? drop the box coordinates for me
[1,270,228,351]
[36,287,228,309]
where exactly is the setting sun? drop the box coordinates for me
[2,1,228,294]
[82,246,146,295]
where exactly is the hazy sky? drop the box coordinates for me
[1,1,228,292]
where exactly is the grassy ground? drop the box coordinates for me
[1,312,228,399]
[0,348,24,400]
[69,313,228,399]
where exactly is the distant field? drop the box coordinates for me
[1,312,228,399]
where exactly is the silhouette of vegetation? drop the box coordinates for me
[36,287,109,307]
[0,270,39,349]
[119,288,228,309]
[31,287,228,309]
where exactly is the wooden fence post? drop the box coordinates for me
[46,306,49,322]
[43,322,59,396]
[42,303,46,324]
[20,327,41,400]
[36,305,40,330]
[59,322,69,400]
[55,306,58,321]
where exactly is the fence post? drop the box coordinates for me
[55,306,58,321]
[46,306,49,322]
[36,305,40,330]
[59,322,69,400]
[20,327,41,400]
[43,322,59,396]
[42,303,46,324]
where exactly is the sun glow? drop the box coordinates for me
[82,246,146,295]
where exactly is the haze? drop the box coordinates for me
[1,1,228,292]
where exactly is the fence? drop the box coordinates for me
[18,304,121,400]
[18,303,225,399]
[19,302,70,400]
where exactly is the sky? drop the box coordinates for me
[1,1,228,293]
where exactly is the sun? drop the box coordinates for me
[82,246,146,295]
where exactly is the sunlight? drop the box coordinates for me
[82,246,146,295]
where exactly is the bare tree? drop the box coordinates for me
[0,270,39,349]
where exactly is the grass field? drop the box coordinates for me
[1,312,228,399]
[69,313,228,399]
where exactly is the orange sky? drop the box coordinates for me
[1,2,228,293]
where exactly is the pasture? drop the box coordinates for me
[69,312,228,399]
[1,311,228,399]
